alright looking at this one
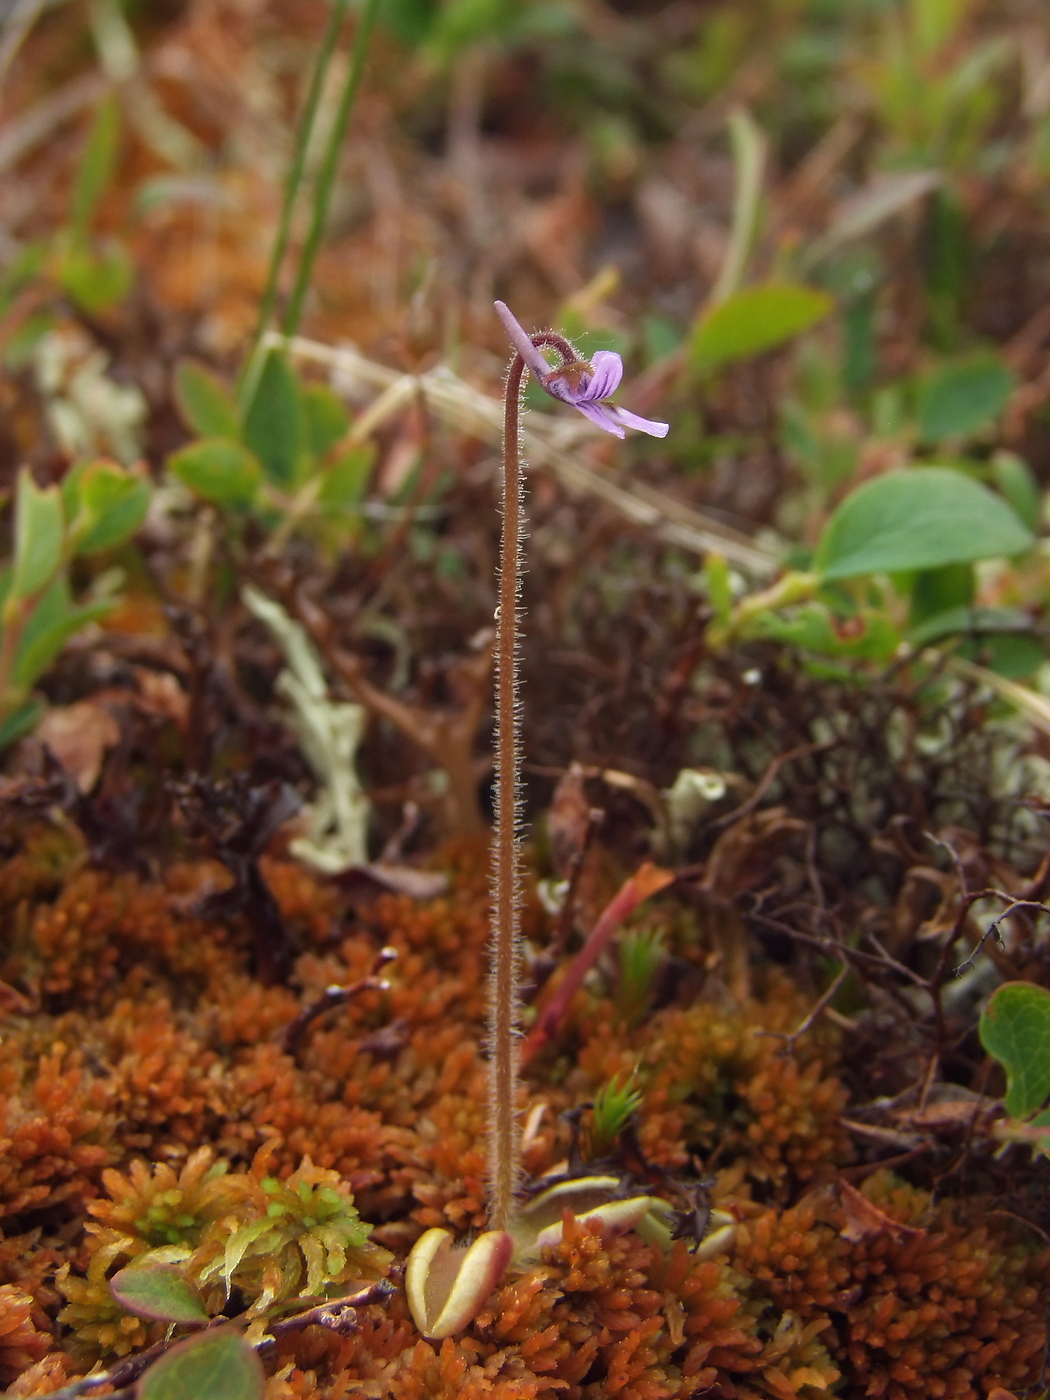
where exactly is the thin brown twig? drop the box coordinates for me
[281,948,397,1054]
[707,741,831,834]
[758,963,848,1056]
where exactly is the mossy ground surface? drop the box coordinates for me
[0,823,1046,1400]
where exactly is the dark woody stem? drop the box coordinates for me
[490,329,577,1233]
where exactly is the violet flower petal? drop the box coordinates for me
[583,351,623,402]
[574,400,627,438]
[494,302,670,441]
[610,406,670,439]
[494,300,553,383]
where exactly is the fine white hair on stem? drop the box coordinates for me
[488,314,578,1233]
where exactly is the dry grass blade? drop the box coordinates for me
[274,333,779,576]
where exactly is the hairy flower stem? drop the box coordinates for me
[491,327,577,1233]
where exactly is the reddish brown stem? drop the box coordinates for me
[523,861,674,1064]
[489,328,575,1232]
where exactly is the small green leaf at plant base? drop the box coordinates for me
[956,632,1047,681]
[0,698,42,751]
[109,1263,209,1324]
[915,356,1015,443]
[169,439,263,511]
[907,561,974,631]
[319,446,376,512]
[4,310,54,371]
[979,981,1050,1119]
[174,360,242,440]
[750,601,900,662]
[67,460,150,555]
[991,451,1041,532]
[243,348,301,488]
[13,577,113,691]
[692,282,834,370]
[70,95,121,240]
[907,604,1034,649]
[302,385,351,458]
[56,242,134,314]
[137,1329,263,1400]
[10,469,64,604]
[0,242,46,319]
[815,468,1033,582]
[702,553,733,625]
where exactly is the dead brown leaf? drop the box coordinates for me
[836,1179,923,1243]
[548,762,593,879]
[37,700,121,794]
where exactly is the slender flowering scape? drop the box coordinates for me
[494,301,669,439]
[488,302,669,1236]
[404,303,672,1340]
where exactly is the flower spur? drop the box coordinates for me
[494,301,669,439]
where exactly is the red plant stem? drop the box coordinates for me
[490,328,576,1233]
[524,861,675,1064]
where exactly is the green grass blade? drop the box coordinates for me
[251,0,351,352]
[281,0,383,339]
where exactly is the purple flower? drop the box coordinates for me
[494,301,669,440]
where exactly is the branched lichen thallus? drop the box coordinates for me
[404,303,668,1341]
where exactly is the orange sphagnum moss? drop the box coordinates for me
[0,820,1045,1398]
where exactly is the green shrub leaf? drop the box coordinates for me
[750,601,900,661]
[302,385,350,458]
[979,981,1050,1119]
[907,604,1033,648]
[56,242,134,314]
[955,632,1046,680]
[71,96,121,240]
[174,360,242,440]
[991,451,1040,532]
[319,446,375,511]
[243,348,301,487]
[13,578,113,690]
[11,469,64,603]
[137,1330,263,1400]
[68,461,150,555]
[916,356,1015,443]
[0,699,42,751]
[692,282,833,370]
[169,439,263,511]
[110,1263,209,1324]
[816,467,1033,581]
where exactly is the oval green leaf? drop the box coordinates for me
[302,385,350,459]
[169,438,262,511]
[13,578,113,690]
[11,469,64,603]
[979,981,1050,1119]
[110,1263,209,1324]
[243,348,301,488]
[57,242,134,315]
[174,360,242,440]
[916,356,1015,444]
[72,462,151,555]
[907,604,1034,649]
[991,452,1040,532]
[816,467,1033,582]
[0,698,42,751]
[692,281,834,370]
[71,95,121,240]
[137,1330,263,1400]
[319,446,375,511]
